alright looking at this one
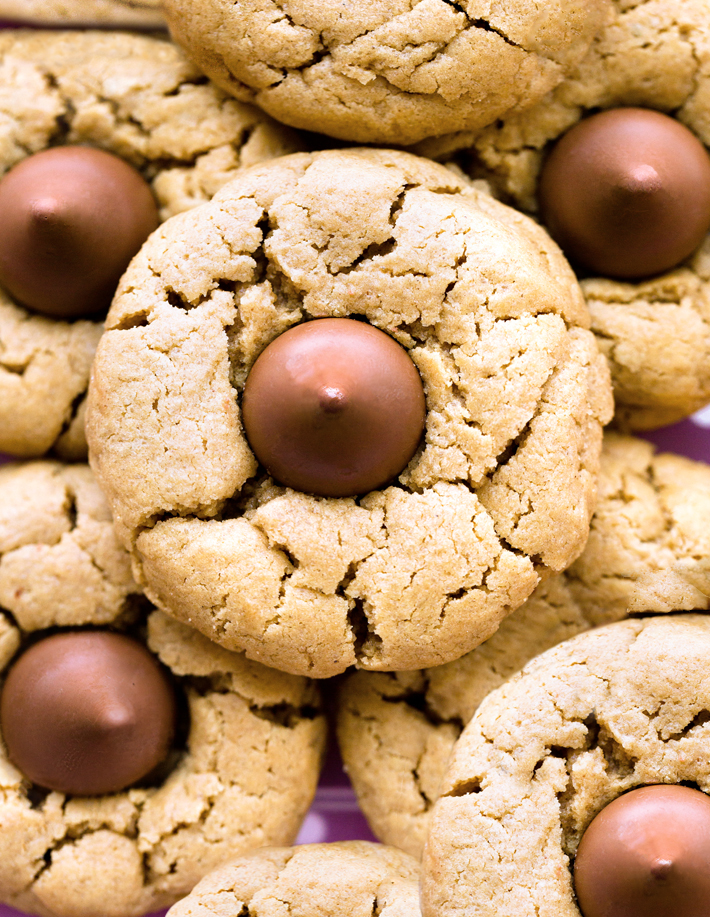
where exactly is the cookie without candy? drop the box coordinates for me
[420,0,710,429]
[163,0,612,145]
[0,30,300,460]
[0,0,165,27]
[167,842,420,917]
[87,148,612,678]
[336,432,710,857]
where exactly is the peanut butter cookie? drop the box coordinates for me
[420,0,710,429]
[162,0,612,145]
[421,615,710,917]
[0,460,325,917]
[87,148,612,678]
[0,611,325,917]
[0,30,299,460]
[336,432,710,857]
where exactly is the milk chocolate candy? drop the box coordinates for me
[241,318,426,497]
[574,784,710,917]
[0,630,178,796]
[0,146,158,319]
[538,108,710,279]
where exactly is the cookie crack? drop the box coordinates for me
[0,356,30,376]
[52,390,87,450]
[61,483,78,532]
[189,674,320,726]
[663,709,710,742]
[386,680,465,733]
[348,599,381,662]
[467,17,524,52]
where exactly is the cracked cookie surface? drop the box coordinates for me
[0,30,299,460]
[420,0,710,429]
[336,432,710,857]
[420,614,710,917]
[0,460,141,631]
[0,0,165,28]
[0,609,326,917]
[565,432,710,623]
[86,148,612,678]
[336,576,594,859]
[162,0,612,145]
[167,841,420,917]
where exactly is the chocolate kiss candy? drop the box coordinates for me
[0,146,158,319]
[573,784,710,917]
[241,318,426,497]
[538,108,710,279]
[0,631,177,796]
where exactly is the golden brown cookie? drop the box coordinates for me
[336,433,710,856]
[162,0,612,145]
[418,0,710,429]
[0,459,325,917]
[0,0,165,28]
[0,30,299,460]
[421,615,710,917]
[86,148,612,678]
[0,611,325,917]
[167,842,420,917]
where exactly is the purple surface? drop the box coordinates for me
[640,411,710,463]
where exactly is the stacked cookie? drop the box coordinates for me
[0,3,710,917]
[0,28,327,917]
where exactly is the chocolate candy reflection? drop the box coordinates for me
[574,784,710,917]
[538,108,710,279]
[241,318,426,497]
[0,146,158,319]
[0,631,177,796]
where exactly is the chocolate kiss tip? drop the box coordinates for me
[624,164,662,192]
[538,107,710,279]
[0,631,177,796]
[319,386,347,413]
[30,197,62,223]
[650,858,673,880]
[242,317,426,497]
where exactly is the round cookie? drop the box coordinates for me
[0,0,165,28]
[0,29,300,460]
[167,842,420,917]
[336,432,710,856]
[162,0,612,145]
[86,147,613,679]
[0,610,325,917]
[420,614,710,917]
[419,0,710,429]
[0,459,326,917]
